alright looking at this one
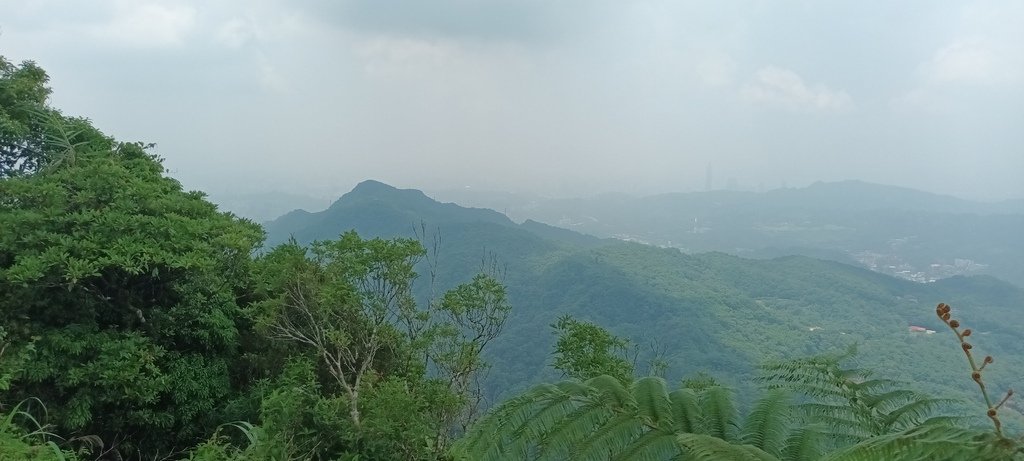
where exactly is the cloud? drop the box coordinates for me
[894,36,1023,112]
[923,38,1020,85]
[88,2,197,48]
[740,66,852,111]
[3,1,1021,200]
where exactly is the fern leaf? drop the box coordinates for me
[669,388,702,434]
[537,400,614,461]
[740,388,792,456]
[781,424,825,461]
[880,398,955,431]
[612,430,681,461]
[632,376,673,430]
[587,374,636,410]
[821,424,1007,461]
[699,386,737,441]
[459,382,576,459]
[569,413,644,461]
[678,433,781,461]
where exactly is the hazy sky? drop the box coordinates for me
[2,1,1023,200]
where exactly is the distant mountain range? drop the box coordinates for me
[263,180,1024,426]
[430,180,1024,287]
[429,180,1024,217]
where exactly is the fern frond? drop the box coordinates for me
[860,389,917,410]
[569,413,644,461]
[668,388,702,433]
[677,432,780,461]
[632,376,673,430]
[507,393,577,453]
[740,388,792,456]
[771,382,851,401]
[781,424,825,461]
[612,430,681,461]
[850,378,898,393]
[879,397,955,431]
[821,424,1007,461]
[587,374,635,410]
[459,375,670,461]
[699,386,737,441]
[537,401,614,461]
[810,413,873,445]
[762,351,953,448]
[458,381,577,459]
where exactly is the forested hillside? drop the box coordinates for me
[2,56,1022,459]
[266,181,1024,424]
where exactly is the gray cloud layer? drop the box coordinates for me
[2,0,1022,200]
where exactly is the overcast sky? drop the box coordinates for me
[2,1,1022,200]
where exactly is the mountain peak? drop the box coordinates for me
[349,179,400,195]
[265,179,578,248]
[335,180,431,205]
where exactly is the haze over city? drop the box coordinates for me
[2,0,1022,201]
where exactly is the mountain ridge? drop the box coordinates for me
[424,179,1024,287]
[265,179,601,248]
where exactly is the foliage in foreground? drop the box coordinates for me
[0,399,80,461]
[457,306,1023,460]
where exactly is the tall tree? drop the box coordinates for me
[255,232,425,429]
[0,106,264,456]
[253,233,512,458]
[430,269,512,447]
[550,315,634,383]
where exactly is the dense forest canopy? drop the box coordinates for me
[1,56,1022,460]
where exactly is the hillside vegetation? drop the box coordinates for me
[265,180,1024,423]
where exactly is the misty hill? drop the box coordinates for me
[264,181,1024,426]
[264,179,603,249]
[433,180,1024,288]
[765,180,1024,214]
